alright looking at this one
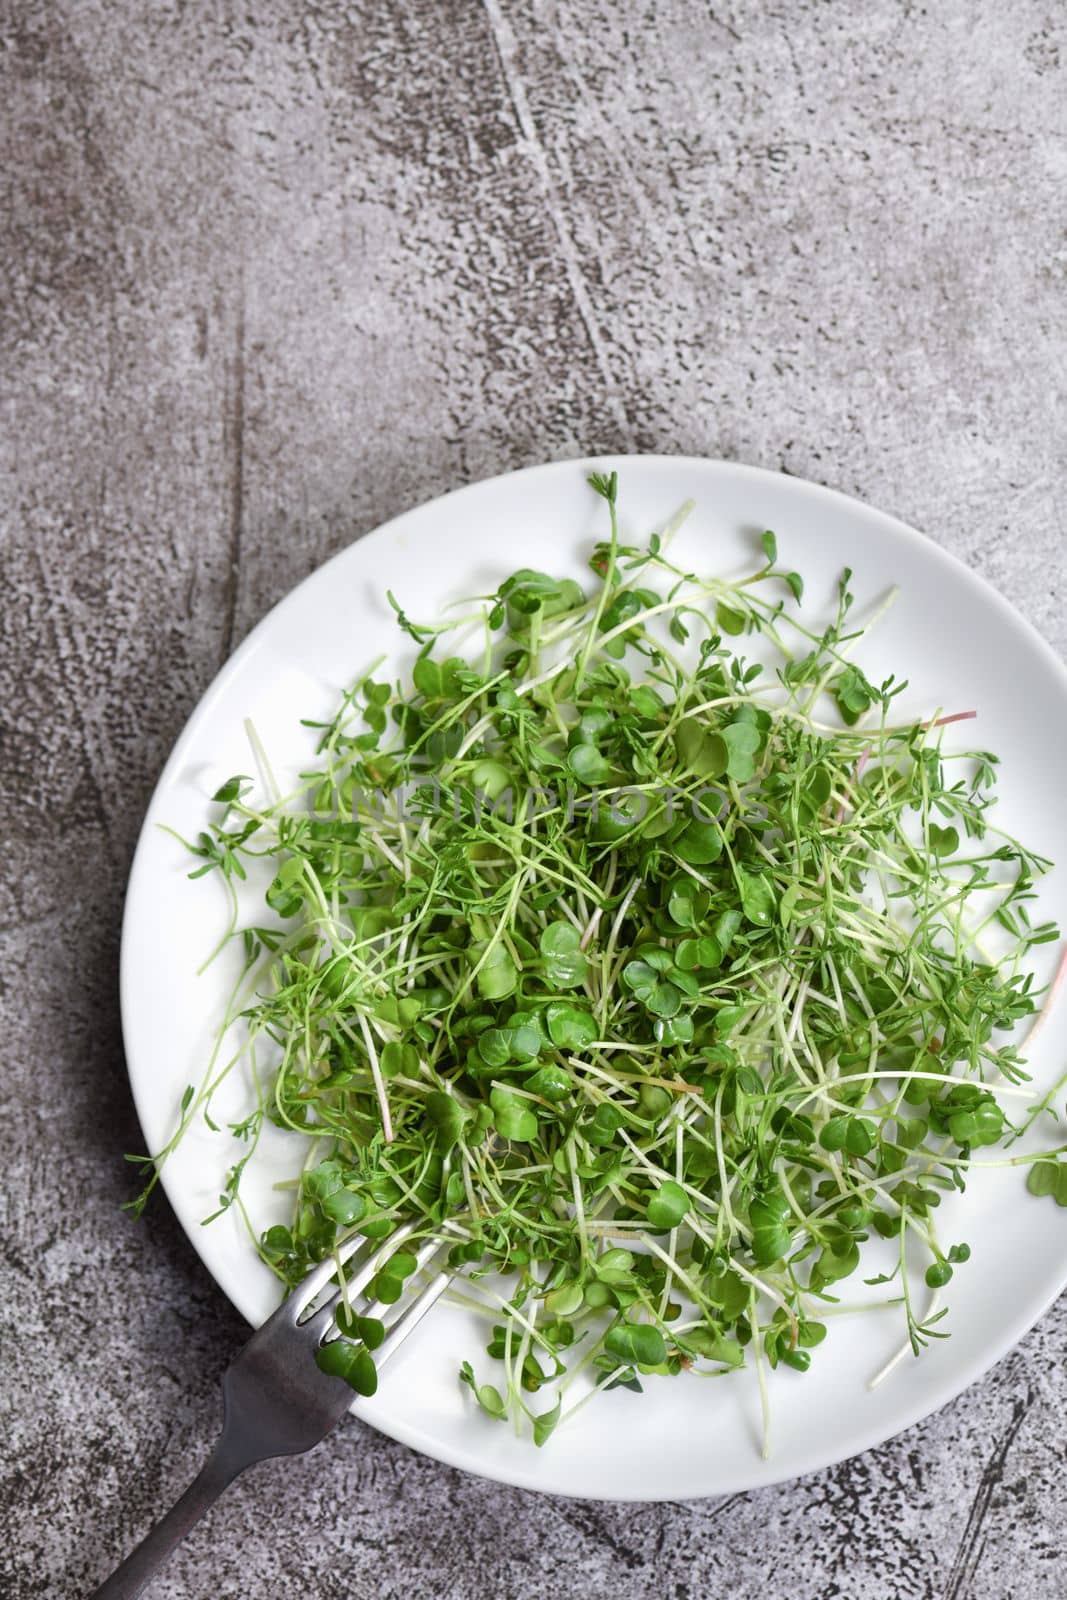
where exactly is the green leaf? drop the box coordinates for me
[600,591,645,634]
[646,1180,689,1229]
[540,921,581,956]
[568,744,612,785]
[760,530,778,564]
[821,1116,877,1158]
[588,469,618,505]
[676,935,722,970]
[799,765,832,817]
[371,1271,404,1304]
[265,865,304,917]
[1027,1159,1067,1205]
[713,908,741,955]
[750,1192,791,1265]
[316,1341,378,1396]
[723,721,760,756]
[212,776,248,804]
[412,657,441,698]
[844,1117,877,1157]
[379,1041,419,1078]
[622,959,682,1017]
[425,1091,469,1151]
[533,1395,562,1447]
[738,870,775,927]
[1027,1160,1058,1198]
[476,1028,513,1069]
[472,941,518,1001]
[304,1160,345,1201]
[544,1002,598,1050]
[524,1064,572,1102]
[605,1321,667,1367]
[459,1361,508,1419]
[653,1011,694,1047]
[506,1013,543,1061]
[667,880,709,929]
[499,569,584,623]
[946,1098,1004,1148]
[705,1264,749,1319]
[320,1188,367,1226]
[385,1250,417,1279]
[833,666,875,726]
[674,718,728,780]
[539,920,588,987]
[586,1103,624,1145]
[681,1327,745,1367]
[928,823,959,857]
[674,819,723,865]
[810,1241,860,1289]
[335,1308,387,1350]
[471,758,511,799]
[544,1281,585,1317]
[490,1087,539,1143]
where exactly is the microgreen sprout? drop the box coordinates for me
[138,476,1065,1450]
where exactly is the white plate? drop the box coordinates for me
[122,456,1067,1500]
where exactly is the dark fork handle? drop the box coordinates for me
[88,1229,442,1596]
[90,1434,254,1600]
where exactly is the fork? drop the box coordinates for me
[91,1223,450,1600]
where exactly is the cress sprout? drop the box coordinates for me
[132,472,1066,1453]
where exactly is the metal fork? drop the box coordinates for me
[91,1223,449,1600]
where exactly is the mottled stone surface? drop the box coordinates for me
[2,1,1066,1596]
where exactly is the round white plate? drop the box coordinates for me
[123,456,1067,1500]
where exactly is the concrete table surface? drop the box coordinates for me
[2,2,1066,1596]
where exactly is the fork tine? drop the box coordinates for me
[291,1219,421,1325]
[362,1231,443,1317]
[374,1267,452,1369]
[309,1229,450,1352]
[360,1233,450,1359]
[288,1227,385,1320]
[336,1218,421,1304]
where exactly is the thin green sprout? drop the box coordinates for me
[131,474,1066,1447]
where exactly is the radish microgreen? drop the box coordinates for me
[136,474,1066,1452]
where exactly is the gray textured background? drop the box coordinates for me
[2,1,1066,1596]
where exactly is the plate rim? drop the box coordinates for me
[121,453,1067,1499]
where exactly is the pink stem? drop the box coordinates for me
[923,710,977,728]
[1025,943,1067,1049]
[834,744,873,825]
[830,713,974,827]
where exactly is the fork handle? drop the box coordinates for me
[90,1435,251,1600]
